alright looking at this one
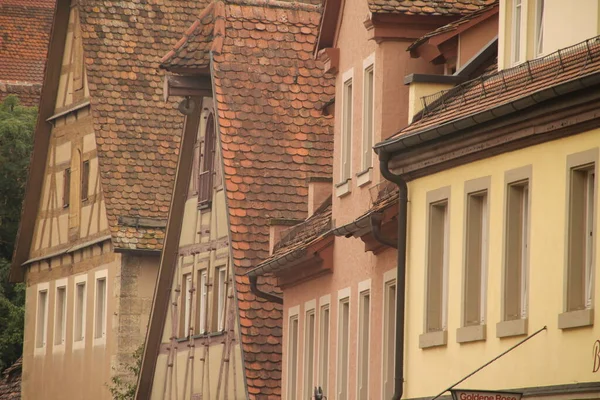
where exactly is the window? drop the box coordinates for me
[504,180,529,321]
[94,274,107,341]
[287,313,299,400]
[318,302,330,395]
[567,164,595,312]
[337,296,350,400]
[382,277,396,399]
[362,63,374,171]
[463,190,488,327]
[81,160,90,201]
[535,0,545,56]
[341,77,353,182]
[357,289,370,400]
[426,200,449,332]
[74,279,86,343]
[198,114,216,208]
[190,131,201,197]
[63,168,71,208]
[196,270,207,334]
[304,308,316,398]
[180,273,192,338]
[54,283,67,346]
[512,0,523,64]
[36,286,49,349]
[216,266,227,331]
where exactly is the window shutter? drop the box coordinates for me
[198,114,216,208]
[81,161,90,201]
[63,168,71,208]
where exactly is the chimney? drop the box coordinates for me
[307,176,332,217]
[404,74,462,122]
[269,218,302,255]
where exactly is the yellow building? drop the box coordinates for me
[374,0,600,398]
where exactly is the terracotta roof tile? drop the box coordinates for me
[389,36,600,140]
[408,0,498,51]
[204,0,333,395]
[0,83,42,107]
[0,0,54,88]
[0,357,21,400]
[78,0,210,250]
[368,0,494,16]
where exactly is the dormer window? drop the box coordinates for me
[512,0,523,64]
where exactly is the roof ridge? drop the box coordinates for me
[225,0,321,13]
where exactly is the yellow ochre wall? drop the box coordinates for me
[403,130,600,398]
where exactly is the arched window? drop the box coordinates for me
[198,113,216,208]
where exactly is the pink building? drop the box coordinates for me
[249,1,498,399]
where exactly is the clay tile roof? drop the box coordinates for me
[0,357,21,400]
[368,0,495,16]
[388,36,600,142]
[165,0,334,395]
[408,0,498,51]
[0,0,54,105]
[258,196,333,269]
[78,0,211,250]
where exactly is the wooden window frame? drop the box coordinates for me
[498,166,531,338]
[63,168,71,208]
[180,272,193,338]
[73,274,87,348]
[53,278,68,349]
[93,270,108,346]
[336,288,350,400]
[317,295,330,395]
[196,269,208,335]
[457,177,490,343]
[35,282,49,355]
[303,300,316,399]
[215,265,227,332]
[559,148,598,329]
[382,269,396,398]
[198,113,216,209]
[287,306,300,400]
[81,160,90,201]
[357,280,371,400]
[420,187,450,348]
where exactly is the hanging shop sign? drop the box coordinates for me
[450,389,523,400]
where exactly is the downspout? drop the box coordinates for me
[379,151,408,400]
[249,275,283,304]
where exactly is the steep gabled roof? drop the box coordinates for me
[0,0,54,85]
[143,0,334,396]
[368,0,494,16]
[10,0,210,281]
[376,36,600,153]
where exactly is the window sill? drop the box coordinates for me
[356,168,372,187]
[496,318,528,338]
[419,330,447,349]
[558,308,594,330]
[335,179,352,198]
[457,324,486,343]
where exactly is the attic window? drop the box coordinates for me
[198,114,216,208]
[81,160,90,201]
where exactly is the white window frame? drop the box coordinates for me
[512,0,523,65]
[35,282,50,356]
[356,279,371,400]
[381,269,396,399]
[317,294,331,396]
[182,272,193,338]
[303,299,316,399]
[340,68,354,185]
[197,269,208,334]
[93,269,108,346]
[53,278,68,352]
[216,265,227,332]
[73,274,87,349]
[359,54,375,184]
[534,0,545,56]
[287,305,300,400]
[336,287,351,400]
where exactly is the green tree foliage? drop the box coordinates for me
[0,95,36,372]
[107,345,143,400]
